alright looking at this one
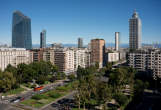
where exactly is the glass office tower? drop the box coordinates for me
[12,11,32,49]
[40,30,46,48]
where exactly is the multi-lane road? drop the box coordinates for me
[0,80,67,110]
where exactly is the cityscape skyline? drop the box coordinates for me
[0,0,161,45]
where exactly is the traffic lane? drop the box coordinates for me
[3,81,66,104]
[0,103,21,110]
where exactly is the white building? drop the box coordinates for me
[115,32,120,51]
[74,48,90,71]
[0,48,30,71]
[107,52,119,62]
[128,49,161,78]
[54,47,91,74]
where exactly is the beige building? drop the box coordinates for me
[91,39,105,68]
[54,48,74,74]
[0,48,30,71]
[30,48,54,64]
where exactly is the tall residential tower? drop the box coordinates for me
[12,11,32,49]
[115,32,120,51]
[129,10,142,50]
[91,39,105,68]
[40,30,46,48]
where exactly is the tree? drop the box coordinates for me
[55,72,66,80]
[0,71,16,92]
[134,79,149,97]
[4,64,17,77]
[113,92,128,107]
[68,74,76,82]
[16,63,28,84]
[96,81,111,108]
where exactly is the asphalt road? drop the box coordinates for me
[0,80,66,110]
[0,103,21,110]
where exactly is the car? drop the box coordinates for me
[40,89,44,92]
[20,97,25,101]
[14,99,20,103]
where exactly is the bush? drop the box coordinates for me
[48,92,61,98]
[114,93,128,106]
[32,94,47,100]
[56,86,68,91]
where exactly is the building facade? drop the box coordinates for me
[106,52,119,62]
[30,48,54,64]
[74,48,91,71]
[0,48,30,71]
[115,32,120,51]
[129,10,142,50]
[91,39,105,68]
[12,11,32,50]
[40,30,46,48]
[78,38,83,48]
[54,48,75,74]
[128,49,161,78]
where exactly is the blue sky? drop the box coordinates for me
[0,0,161,45]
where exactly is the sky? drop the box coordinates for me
[0,0,161,45]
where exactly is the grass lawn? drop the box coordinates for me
[2,88,25,96]
[20,82,75,108]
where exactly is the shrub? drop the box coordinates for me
[114,93,128,106]
[48,92,61,98]
[32,94,47,100]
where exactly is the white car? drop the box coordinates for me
[14,99,20,103]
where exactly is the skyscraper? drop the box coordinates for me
[129,10,142,50]
[12,11,32,50]
[115,32,120,51]
[40,30,46,48]
[78,38,83,48]
[91,39,105,68]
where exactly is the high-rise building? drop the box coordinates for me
[40,30,46,48]
[78,38,83,48]
[12,11,32,50]
[91,39,105,68]
[115,32,120,51]
[129,10,142,50]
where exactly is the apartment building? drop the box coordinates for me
[128,49,161,78]
[54,48,74,74]
[91,39,105,68]
[30,48,54,64]
[0,48,30,71]
[74,48,90,71]
[106,52,119,62]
